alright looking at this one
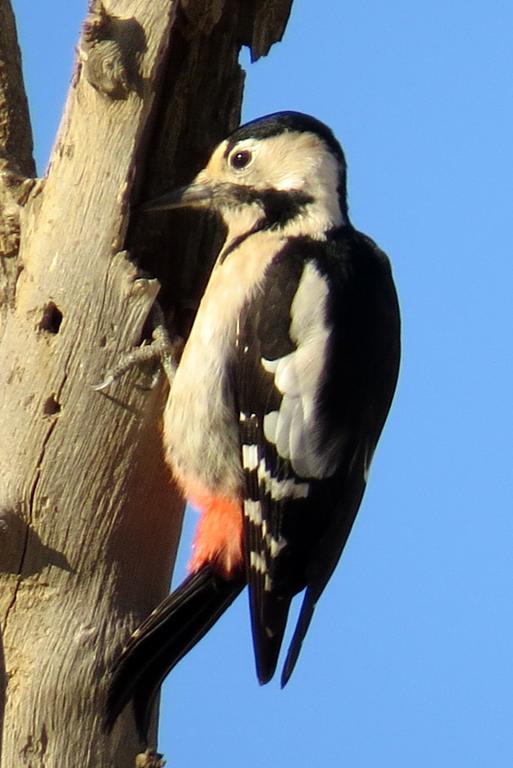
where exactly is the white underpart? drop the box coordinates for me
[263,262,340,479]
[164,228,287,497]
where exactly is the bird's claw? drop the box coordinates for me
[93,304,183,392]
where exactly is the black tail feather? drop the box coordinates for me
[280,588,316,687]
[106,565,245,742]
[250,588,293,685]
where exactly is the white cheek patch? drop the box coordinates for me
[262,262,340,479]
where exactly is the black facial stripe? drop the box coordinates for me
[219,190,313,263]
[259,189,313,228]
[221,183,312,220]
[219,216,267,263]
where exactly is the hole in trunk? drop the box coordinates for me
[39,302,63,334]
[43,395,61,416]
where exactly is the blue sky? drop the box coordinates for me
[12,1,513,765]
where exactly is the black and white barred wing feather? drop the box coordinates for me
[236,249,347,685]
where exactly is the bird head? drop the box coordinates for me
[143,111,349,236]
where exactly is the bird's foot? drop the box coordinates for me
[135,749,166,768]
[93,303,183,392]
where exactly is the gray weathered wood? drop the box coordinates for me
[0,0,293,765]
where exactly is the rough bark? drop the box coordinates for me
[0,0,36,321]
[0,0,292,766]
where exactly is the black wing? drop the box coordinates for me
[235,229,400,685]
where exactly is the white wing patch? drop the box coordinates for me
[245,494,287,590]
[242,444,259,471]
[257,458,309,500]
[243,498,288,555]
[262,261,340,479]
[250,551,267,575]
[244,499,263,525]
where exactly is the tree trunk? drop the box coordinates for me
[0,1,292,765]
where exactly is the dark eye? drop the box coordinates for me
[230,149,252,170]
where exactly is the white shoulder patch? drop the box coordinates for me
[261,261,340,479]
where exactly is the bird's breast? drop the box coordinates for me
[163,228,286,500]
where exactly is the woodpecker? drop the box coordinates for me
[107,111,401,741]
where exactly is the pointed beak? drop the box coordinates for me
[139,173,256,213]
[139,178,214,213]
